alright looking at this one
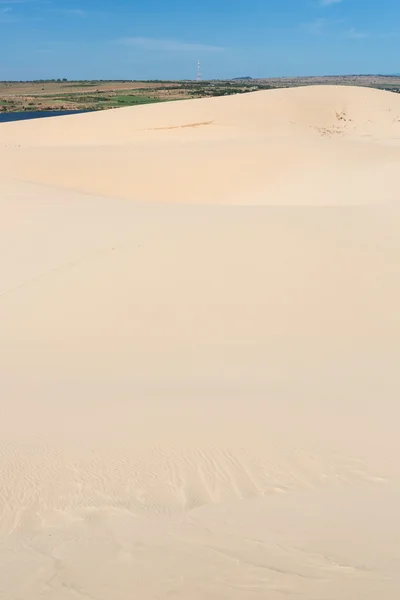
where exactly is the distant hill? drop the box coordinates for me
[231,77,253,81]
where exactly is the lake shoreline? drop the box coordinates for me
[0,110,94,123]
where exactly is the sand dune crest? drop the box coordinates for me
[1,85,400,205]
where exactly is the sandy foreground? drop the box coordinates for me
[0,86,400,599]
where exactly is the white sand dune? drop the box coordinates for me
[2,85,400,206]
[0,86,400,599]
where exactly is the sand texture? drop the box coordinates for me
[1,86,400,599]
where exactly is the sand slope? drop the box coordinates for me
[1,85,400,205]
[1,87,400,599]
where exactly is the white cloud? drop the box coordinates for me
[300,18,329,35]
[0,0,38,4]
[345,27,369,39]
[0,3,17,20]
[62,8,87,18]
[117,37,225,53]
[319,0,344,6]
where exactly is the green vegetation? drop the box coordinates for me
[185,82,274,97]
[0,99,17,111]
[1,76,399,114]
[110,94,162,105]
[35,92,163,110]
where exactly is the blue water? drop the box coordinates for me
[0,110,92,123]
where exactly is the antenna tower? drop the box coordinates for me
[197,60,202,82]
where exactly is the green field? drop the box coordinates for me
[1,76,399,113]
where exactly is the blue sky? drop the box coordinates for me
[1,0,399,80]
